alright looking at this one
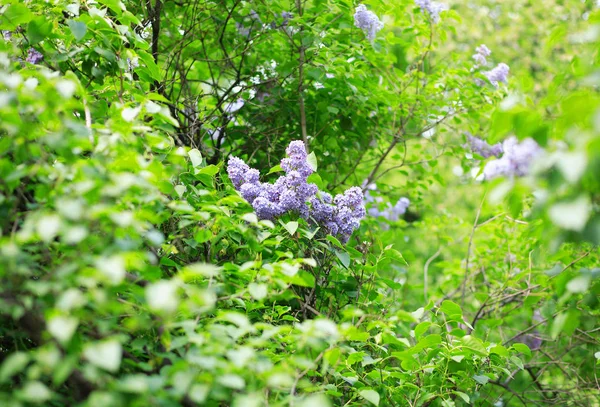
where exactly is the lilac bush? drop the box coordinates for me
[227,141,366,242]
[353,4,384,42]
[483,136,543,179]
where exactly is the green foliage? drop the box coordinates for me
[1,0,599,406]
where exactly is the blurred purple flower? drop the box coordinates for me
[415,0,448,24]
[466,133,503,158]
[26,48,44,64]
[354,4,384,42]
[484,63,510,87]
[483,136,542,179]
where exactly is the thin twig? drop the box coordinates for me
[461,190,486,306]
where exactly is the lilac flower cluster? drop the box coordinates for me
[465,132,503,158]
[353,4,384,42]
[471,45,509,87]
[472,44,491,66]
[483,136,542,179]
[26,48,44,64]
[281,11,293,26]
[415,0,448,24]
[227,141,366,242]
[483,63,510,87]
[364,183,410,228]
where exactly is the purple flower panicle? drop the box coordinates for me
[354,4,384,42]
[466,133,503,158]
[483,136,542,179]
[227,141,366,242]
[415,0,448,24]
[26,48,44,64]
[364,182,410,229]
[484,63,510,87]
[473,44,491,66]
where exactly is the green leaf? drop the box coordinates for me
[291,270,315,288]
[359,389,380,406]
[441,399,456,407]
[181,263,221,279]
[551,312,568,339]
[1,4,34,29]
[0,352,29,383]
[440,300,463,317]
[83,340,122,372]
[473,374,489,385]
[548,196,591,232]
[27,18,52,44]
[512,343,532,357]
[137,50,162,81]
[298,394,331,407]
[52,357,76,386]
[326,235,343,248]
[248,283,267,300]
[335,250,350,268]
[47,316,78,344]
[460,335,488,356]
[188,148,203,168]
[217,374,245,389]
[450,355,465,363]
[19,381,52,403]
[307,151,318,171]
[267,164,283,174]
[197,165,219,177]
[346,352,365,365]
[510,355,524,370]
[566,274,591,293]
[411,334,442,353]
[551,309,581,339]
[67,20,87,41]
[94,47,117,62]
[283,221,299,236]
[414,321,431,339]
[452,392,470,403]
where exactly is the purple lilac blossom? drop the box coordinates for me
[466,133,503,158]
[363,182,410,225]
[415,0,448,24]
[235,21,251,37]
[2,31,12,41]
[484,63,510,87]
[227,157,251,189]
[26,48,44,64]
[476,44,491,57]
[227,141,365,242]
[249,10,261,22]
[472,44,491,66]
[353,4,384,42]
[483,136,542,179]
[333,187,366,241]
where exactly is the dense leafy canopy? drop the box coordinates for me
[0,0,599,406]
